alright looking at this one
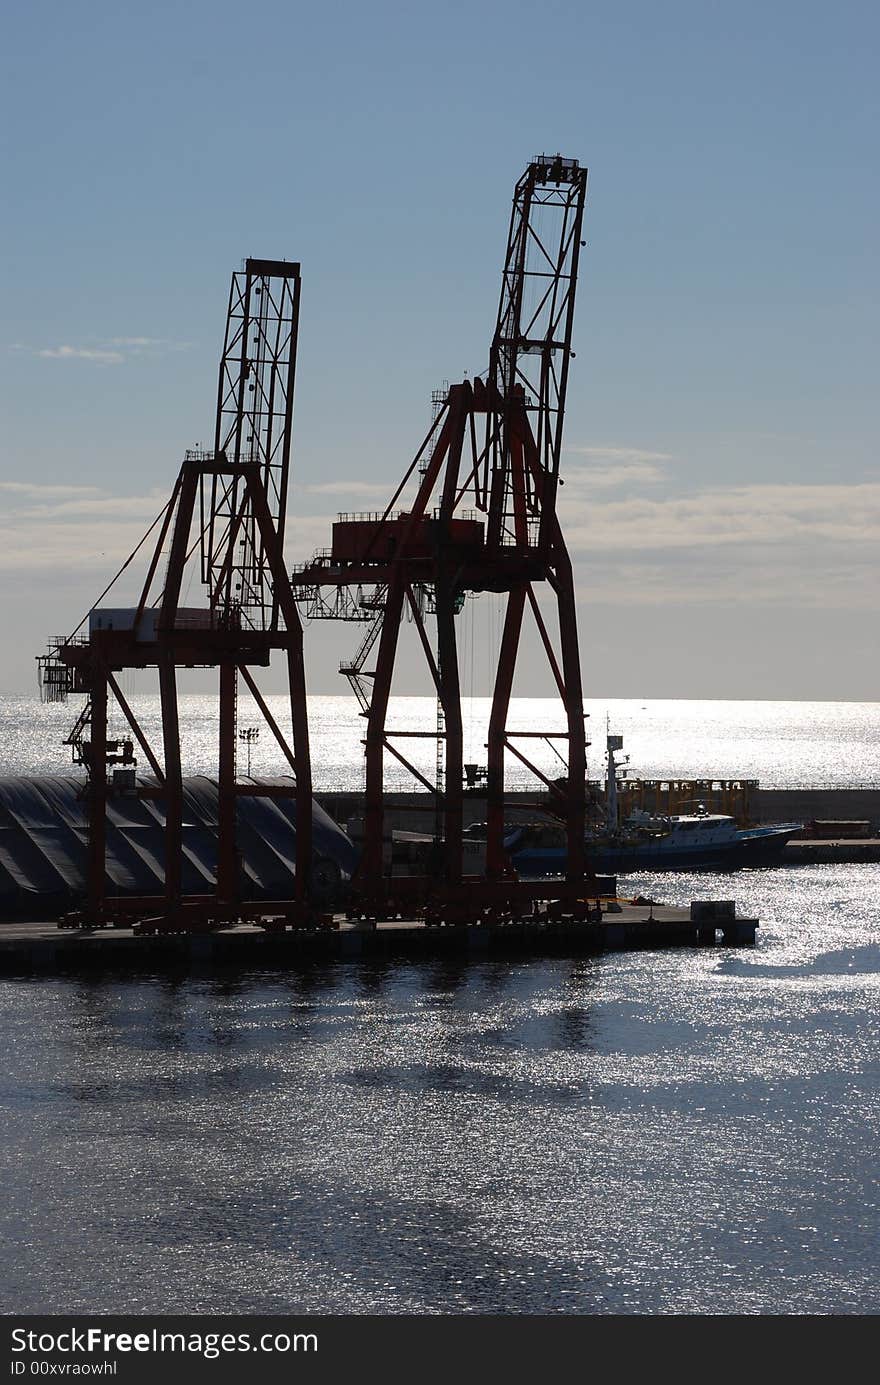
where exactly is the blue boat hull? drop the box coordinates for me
[512,826,798,876]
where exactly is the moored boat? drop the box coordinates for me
[504,810,799,875]
[503,730,799,875]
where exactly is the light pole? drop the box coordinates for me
[238,726,260,777]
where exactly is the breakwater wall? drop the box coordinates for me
[752,787,880,827]
[316,788,880,833]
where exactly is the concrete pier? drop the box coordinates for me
[0,902,759,974]
[784,838,880,864]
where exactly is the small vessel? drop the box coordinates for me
[504,732,800,875]
[505,809,799,875]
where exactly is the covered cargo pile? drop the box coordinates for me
[0,776,357,919]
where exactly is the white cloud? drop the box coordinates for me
[570,547,880,610]
[560,460,669,489]
[1,476,877,620]
[556,447,674,491]
[0,481,103,497]
[10,493,169,521]
[108,337,163,348]
[10,338,192,364]
[0,488,335,578]
[37,345,125,364]
[107,337,193,352]
[285,513,340,563]
[560,481,880,610]
[0,517,160,574]
[566,445,675,463]
[560,481,880,551]
[302,480,393,497]
[0,486,172,575]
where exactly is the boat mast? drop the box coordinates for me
[606,730,625,833]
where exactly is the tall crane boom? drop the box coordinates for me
[202,258,301,629]
[291,155,593,917]
[38,258,314,932]
[487,156,588,551]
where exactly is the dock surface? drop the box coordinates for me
[784,838,880,864]
[0,902,758,973]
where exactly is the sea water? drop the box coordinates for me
[0,697,877,1314]
[1,694,878,789]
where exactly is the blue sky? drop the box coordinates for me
[1,0,877,697]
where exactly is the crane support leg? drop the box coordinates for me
[243,467,314,906]
[486,583,527,877]
[159,658,183,912]
[555,558,587,883]
[361,577,407,886]
[287,645,312,904]
[217,661,237,906]
[87,672,108,921]
[435,567,464,884]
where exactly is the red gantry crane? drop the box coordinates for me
[39,259,314,932]
[292,155,594,922]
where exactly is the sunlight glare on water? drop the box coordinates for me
[1,693,878,1313]
[0,865,878,1315]
[2,694,878,789]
